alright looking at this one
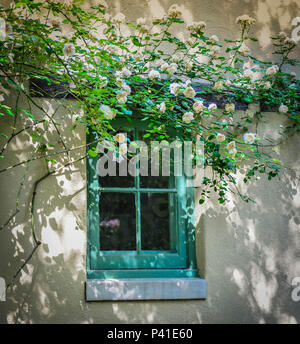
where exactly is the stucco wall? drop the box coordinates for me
[0,0,300,324]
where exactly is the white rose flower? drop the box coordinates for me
[0,94,4,102]
[266,65,279,76]
[225,103,235,112]
[279,104,288,113]
[137,17,146,25]
[243,133,257,144]
[121,83,131,95]
[279,31,287,39]
[182,112,194,124]
[167,63,177,75]
[116,91,128,103]
[208,103,217,110]
[160,62,169,71]
[214,81,224,90]
[170,83,181,96]
[119,143,128,156]
[63,43,75,57]
[112,13,125,24]
[193,100,204,113]
[148,70,161,80]
[121,67,132,78]
[226,141,236,151]
[171,53,182,63]
[210,35,219,43]
[244,69,254,79]
[100,105,116,120]
[158,102,166,113]
[153,14,167,23]
[154,59,164,68]
[185,61,193,72]
[216,133,226,142]
[236,15,256,26]
[186,21,206,34]
[263,81,272,89]
[183,86,196,98]
[168,4,182,18]
[114,133,126,144]
[245,110,254,119]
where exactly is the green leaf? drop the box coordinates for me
[132,37,143,47]
[88,149,98,157]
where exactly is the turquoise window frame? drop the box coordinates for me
[87,118,199,279]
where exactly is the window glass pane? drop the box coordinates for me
[99,192,136,251]
[139,134,175,188]
[139,164,170,188]
[141,193,175,251]
[98,158,134,188]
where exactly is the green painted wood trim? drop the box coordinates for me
[87,269,200,279]
[99,187,178,193]
[86,119,199,278]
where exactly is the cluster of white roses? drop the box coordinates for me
[215,131,258,157]
[266,65,279,76]
[113,132,127,156]
[215,135,238,156]
[186,21,207,35]
[182,98,217,124]
[57,4,296,124]
[236,14,256,27]
[167,4,182,18]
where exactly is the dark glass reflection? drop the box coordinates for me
[98,157,135,188]
[141,193,172,250]
[99,192,136,250]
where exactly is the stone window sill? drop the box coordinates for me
[86,278,206,301]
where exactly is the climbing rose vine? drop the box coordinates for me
[0,0,299,206]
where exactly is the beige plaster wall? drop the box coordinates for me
[0,0,300,324]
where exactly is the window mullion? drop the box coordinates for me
[135,128,142,255]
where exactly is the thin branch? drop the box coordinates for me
[0,138,98,174]
[0,119,45,156]
[0,162,30,231]
[0,66,71,159]
[5,155,87,291]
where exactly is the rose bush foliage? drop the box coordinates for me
[0,0,299,204]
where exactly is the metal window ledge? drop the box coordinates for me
[86,278,206,301]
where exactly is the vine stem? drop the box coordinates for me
[0,66,71,160]
[5,155,87,291]
[0,119,45,156]
[0,138,99,174]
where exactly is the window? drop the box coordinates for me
[86,118,206,300]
